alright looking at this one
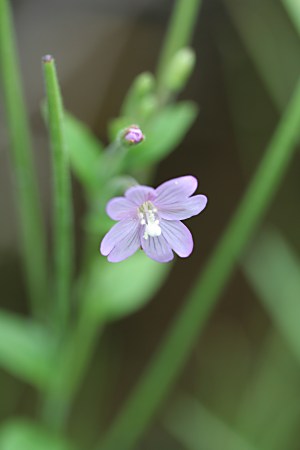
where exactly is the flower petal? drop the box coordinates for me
[100,218,139,256]
[160,220,193,258]
[106,197,136,220]
[141,234,174,263]
[157,195,208,220]
[155,176,198,204]
[125,185,156,206]
[107,226,140,262]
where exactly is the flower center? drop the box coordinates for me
[138,201,161,240]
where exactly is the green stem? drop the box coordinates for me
[156,0,202,92]
[94,78,300,450]
[42,55,73,330]
[0,0,48,317]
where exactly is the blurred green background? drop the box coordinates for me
[0,0,300,449]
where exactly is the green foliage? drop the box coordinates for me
[109,101,197,170]
[43,57,74,330]
[160,47,196,94]
[0,310,54,389]
[83,251,171,322]
[0,0,47,318]
[164,394,256,450]
[64,113,103,191]
[243,228,300,362]
[121,72,156,118]
[125,102,198,169]
[0,419,73,450]
[224,0,300,111]
[282,0,300,37]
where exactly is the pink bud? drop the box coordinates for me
[123,125,144,145]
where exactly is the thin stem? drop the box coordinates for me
[42,55,73,330]
[0,0,48,317]
[94,77,300,450]
[156,0,202,93]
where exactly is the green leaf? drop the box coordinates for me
[124,101,198,169]
[281,0,300,38]
[0,309,54,389]
[0,419,74,450]
[64,113,103,190]
[83,252,171,321]
[164,394,257,450]
[242,228,300,362]
[224,0,300,111]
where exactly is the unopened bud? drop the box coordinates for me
[122,72,155,117]
[163,47,196,93]
[121,125,145,146]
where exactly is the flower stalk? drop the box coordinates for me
[42,55,73,330]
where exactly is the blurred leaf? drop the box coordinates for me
[0,419,73,450]
[223,0,300,111]
[64,113,103,190]
[124,101,198,170]
[83,251,171,321]
[242,228,300,362]
[108,116,134,143]
[160,47,196,96]
[120,72,156,118]
[163,393,257,450]
[84,209,113,235]
[0,309,54,389]
[282,0,300,36]
[233,332,300,450]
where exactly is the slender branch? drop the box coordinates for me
[42,55,73,330]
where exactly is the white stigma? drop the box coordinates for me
[139,201,161,240]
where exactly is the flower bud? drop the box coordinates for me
[163,47,196,93]
[121,125,145,146]
[121,72,155,117]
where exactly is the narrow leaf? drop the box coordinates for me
[242,228,300,362]
[0,310,54,389]
[0,419,74,450]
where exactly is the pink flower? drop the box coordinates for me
[100,176,207,263]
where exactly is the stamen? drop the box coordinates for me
[138,201,161,239]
